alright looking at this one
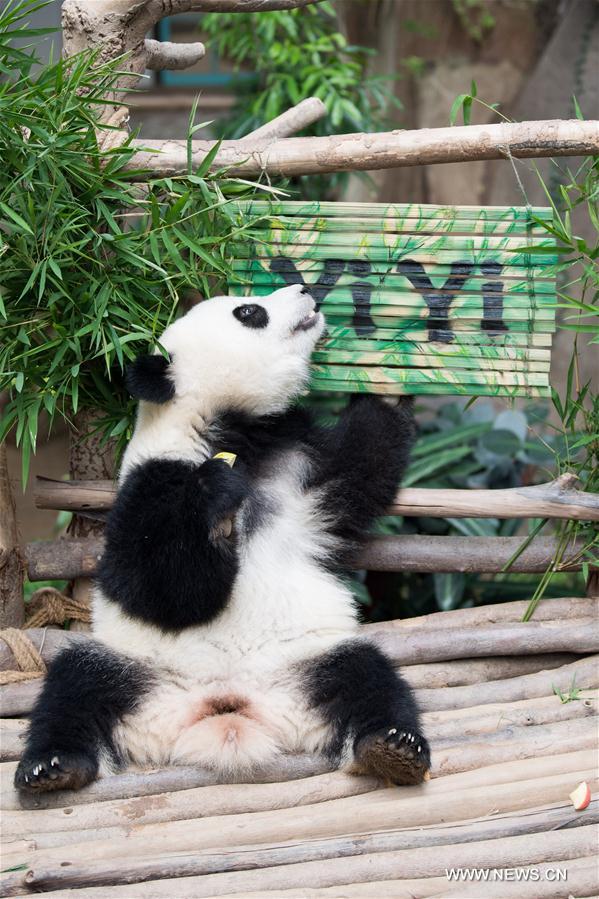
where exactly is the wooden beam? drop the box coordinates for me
[126,120,599,177]
[34,473,599,521]
[23,533,592,581]
[0,443,23,629]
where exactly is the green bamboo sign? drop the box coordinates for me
[229,201,557,398]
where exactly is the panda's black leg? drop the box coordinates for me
[14,641,150,793]
[309,395,416,551]
[304,640,430,785]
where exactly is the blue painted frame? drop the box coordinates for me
[156,16,255,88]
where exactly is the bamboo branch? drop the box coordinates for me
[126,120,599,177]
[34,474,599,521]
[143,38,205,71]
[242,98,327,141]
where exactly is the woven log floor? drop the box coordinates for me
[1,598,598,899]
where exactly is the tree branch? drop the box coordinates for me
[127,119,599,177]
[242,98,327,141]
[34,474,599,521]
[23,535,593,581]
[62,0,322,92]
[144,38,205,71]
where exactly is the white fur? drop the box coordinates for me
[95,285,360,775]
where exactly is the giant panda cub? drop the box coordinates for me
[15,284,430,793]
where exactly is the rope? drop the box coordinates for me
[0,628,46,684]
[24,587,91,629]
[0,587,91,684]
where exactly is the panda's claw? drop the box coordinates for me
[355,726,431,785]
[14,751,97,794]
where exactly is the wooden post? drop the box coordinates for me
[0,442,24,628]
[67,411,116,628]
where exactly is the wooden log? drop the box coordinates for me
[3,766,596,872]
[7,824,596,898]
[6,803,596,894]
[34,475,599,521]
[0,679,41,717]
[433,716,598,776]
[402,653,577,688]
[0,719,27,761]
[0,628,84,672]
[126,120,599,178]
[3,755,332,812]
[26,537,104,581]
[422,690,598,739]
[370,620,599,665]
[6,748,593,841]
[357,535,591,573]
[0,442,24,628]
[0,629,577,686]
[23,534,595,581]
[242,98,327,141]
[415,655,599,711]
[364,596,598,629]
[217,857,599,898]
[392,474,599,520]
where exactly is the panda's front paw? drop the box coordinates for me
[14,751,97,793]
[354,726,430,785]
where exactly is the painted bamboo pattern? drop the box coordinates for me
[229,200,557,397]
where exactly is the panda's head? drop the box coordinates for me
[125,284,324,418]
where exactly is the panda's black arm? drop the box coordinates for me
[98,458,250,631]
[14,641,150,793]
[307,396,416,547]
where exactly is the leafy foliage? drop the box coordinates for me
[448,85,598,618]
[200,2,401,198]
[359,399,583,620]
[0,0,270,484]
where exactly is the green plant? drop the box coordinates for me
[552,674,583,704]
[450,86,599,618]
[200,2,401,199]
[451,0,495,43]
[361,399,583,620]
[0,0,271,484]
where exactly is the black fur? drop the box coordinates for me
[307,396,416,561]
[98,458,250,630]
[214,396,415,564]
[125,354,174,404]
[14,641,150,793]
[214,406,313,476]
[233,304,269,329]
[304,640,428,773]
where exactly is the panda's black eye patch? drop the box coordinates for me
[233,304,269,329]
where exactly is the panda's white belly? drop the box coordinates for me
[94,470,358,772]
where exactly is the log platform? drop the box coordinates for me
[1,597,598,898]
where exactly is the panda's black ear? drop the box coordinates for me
[124,353,175,404]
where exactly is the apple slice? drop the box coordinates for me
[569,781,591,811]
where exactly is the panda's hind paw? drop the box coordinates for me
[354,726,430,785]
[14,751,97,793]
